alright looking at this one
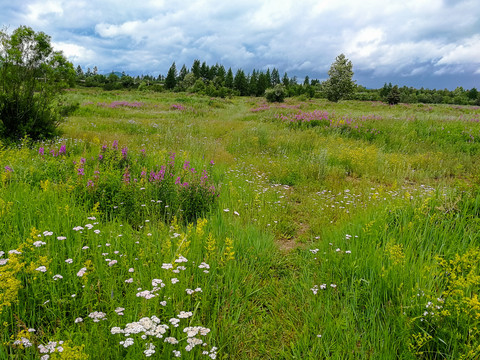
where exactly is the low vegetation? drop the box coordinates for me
[1,89,480,359]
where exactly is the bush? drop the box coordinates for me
[0,26,75,142]
[265,84,286,102]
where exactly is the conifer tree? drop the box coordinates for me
[165,62,177,90]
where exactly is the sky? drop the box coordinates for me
[1,0,480,90]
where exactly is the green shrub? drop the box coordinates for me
[265,84,286,102]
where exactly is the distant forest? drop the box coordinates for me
[75,60,480,106]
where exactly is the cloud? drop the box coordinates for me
[1,0,480,88]
[437,35,480,65]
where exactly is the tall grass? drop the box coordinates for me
[1,89,479,359]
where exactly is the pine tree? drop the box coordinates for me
[165,62,177,90]
[191,59,201,79]
[225,68,234,89]
[178,64,188,81]
[234,69,248,96]
[386,85,400,105]
[271,68,280,86]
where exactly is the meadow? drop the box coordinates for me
[1,88,480,359]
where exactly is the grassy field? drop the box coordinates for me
[1,89,480,359]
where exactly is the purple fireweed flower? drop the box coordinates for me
[210,160,214,165]
[80,158,86,164]
[183,161,190,170]
[86,180,95,188]
[175,177,181,185]
[59,145,66,155]
[121,147,128,159]
[122,168,130,184]
[141,149,146,157]
[98,154,103,160]
[101,144,108,152]
[39,147,45,156]
[77,168,85,176]
[112,140,119,150]
[4,165,13,172]
[50,149,57,157]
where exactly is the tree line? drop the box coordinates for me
[75,60,480,106]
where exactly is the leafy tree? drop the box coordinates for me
[323,53,355,102]
[0,26,76,141]
[165,62,177,90]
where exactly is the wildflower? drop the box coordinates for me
[57,236,66,241]
[169,318,180,327]
[82,246,89,250]
[144,343,155,357]
[94,229,100,234]
[152,279,164,287]
[175,255,188,263]
[33,241,47,247]
[74,318,83,323]
[165,337,179,344]
[125,278,133,283]
[88,311,107,322]
[108,260,117,266]
[171,278,179,284]
[77,168,85,176]
[77,267,87,277]
[36,266,47,272]
[234,211,240,216]
[173,350,181,357]
[177,311,193,318]
[53,274,63,280]
[115,307,125,316]
[39,147,45,156]
[345,250,352,254]
[73,226,84,231]
[65,258,73,264]
[120,338,134,348]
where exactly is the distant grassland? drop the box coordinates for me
[1,88,480,359]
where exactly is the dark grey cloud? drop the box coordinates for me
[1,0,479,89]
